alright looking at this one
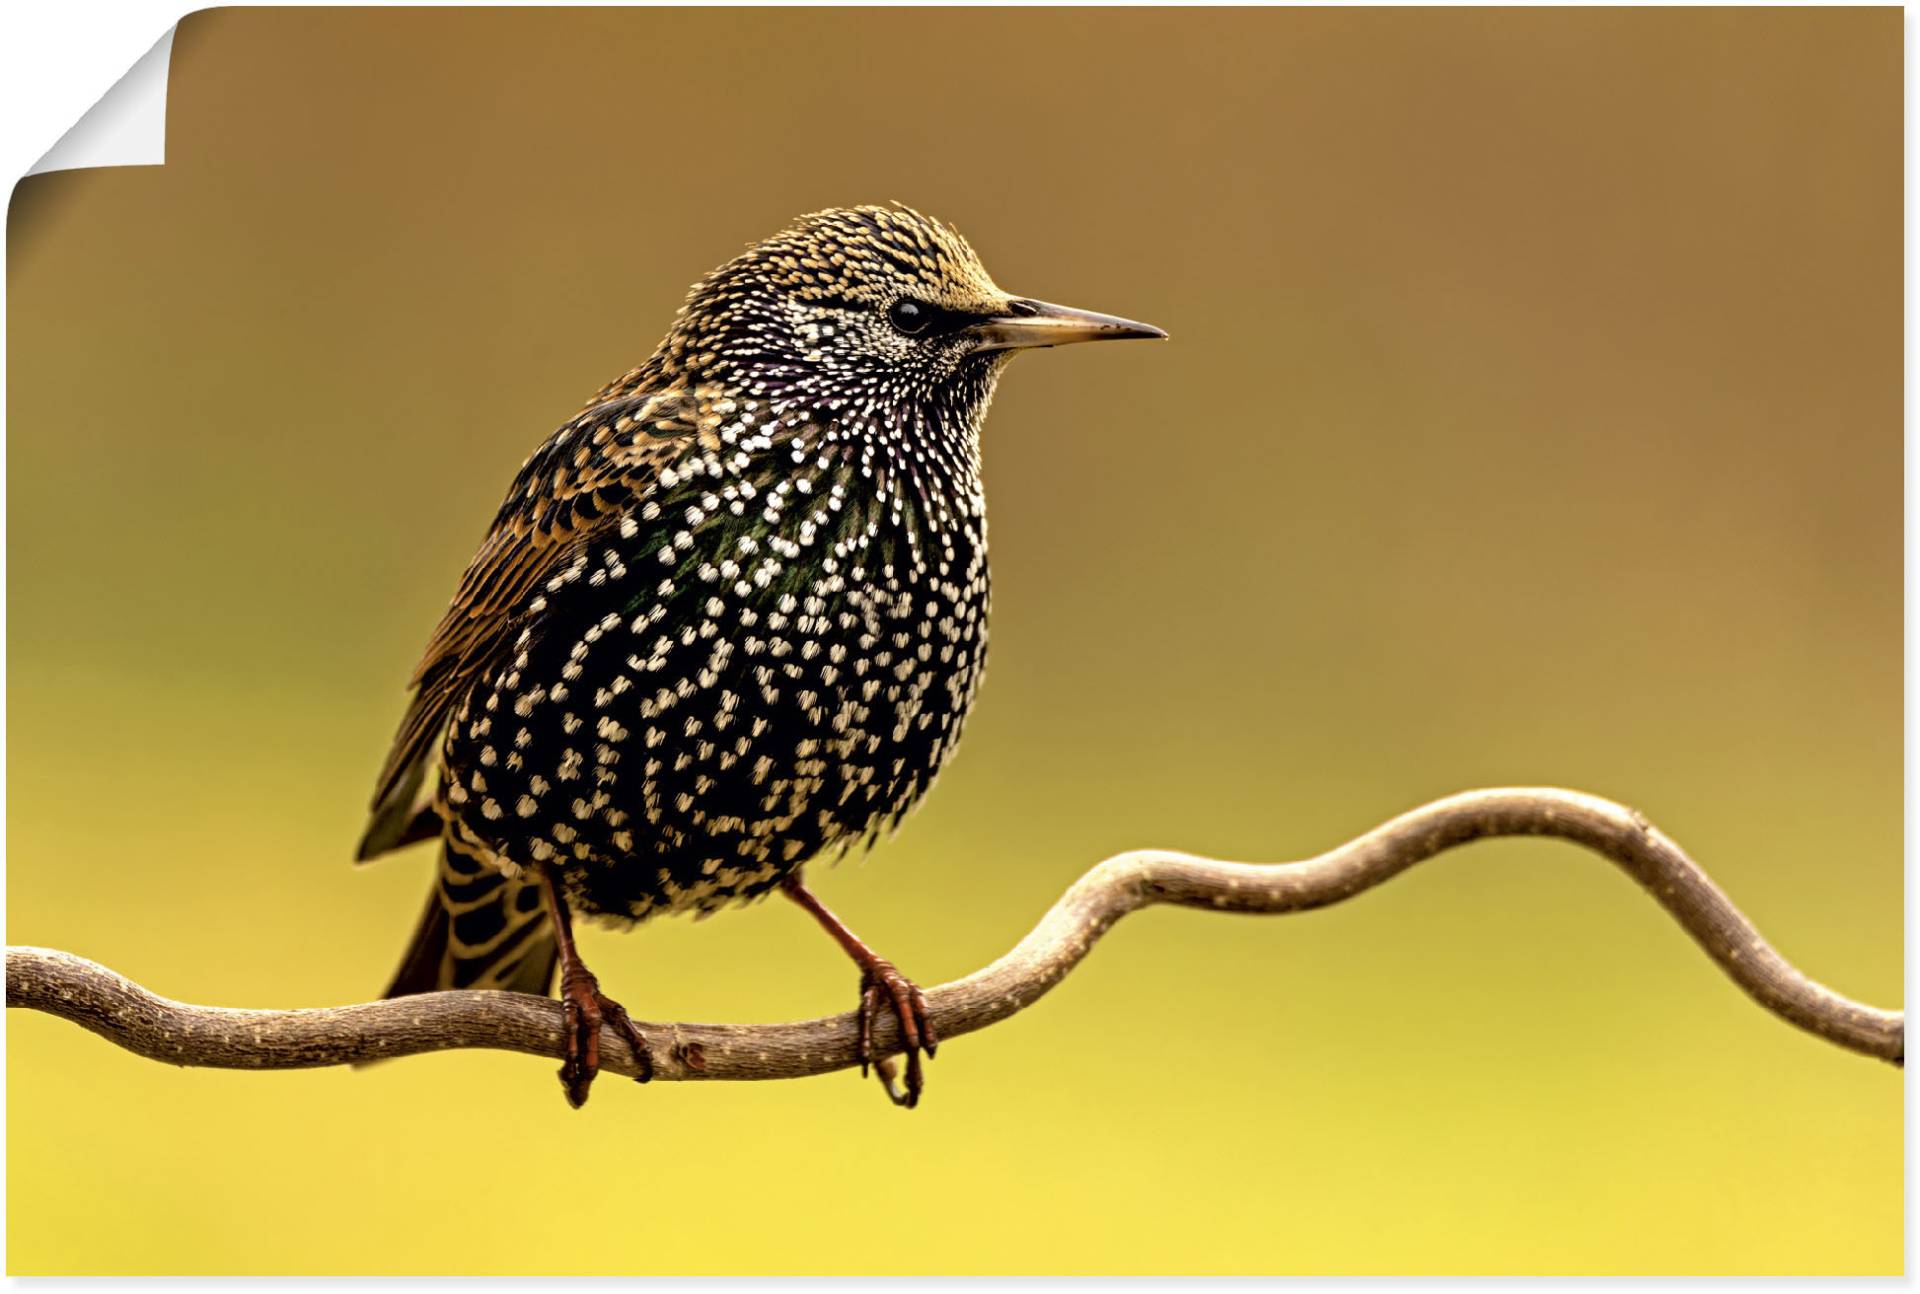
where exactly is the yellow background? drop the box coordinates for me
[7,7,1901,1276]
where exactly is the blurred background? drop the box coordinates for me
[6,7,1900,1276]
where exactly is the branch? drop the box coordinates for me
[7,788,1902,1084]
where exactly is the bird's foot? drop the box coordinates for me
[856,959,937,1109]
[557,967,653,1108]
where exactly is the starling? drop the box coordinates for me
[358,205,1164,1107]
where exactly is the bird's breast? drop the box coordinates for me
[441,443,990,920]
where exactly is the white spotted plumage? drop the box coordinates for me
[364,204,1159,1016]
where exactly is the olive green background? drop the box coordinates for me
[7,6,1901,1276]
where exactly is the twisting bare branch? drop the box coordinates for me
[7,788,1902,1085]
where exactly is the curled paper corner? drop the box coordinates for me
[27,25,177,177]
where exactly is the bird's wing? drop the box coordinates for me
[357,384,715,861]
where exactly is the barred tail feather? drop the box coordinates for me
[381,837,559,998]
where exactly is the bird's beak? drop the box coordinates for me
[969,298,1168,352]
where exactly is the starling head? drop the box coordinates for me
[655,205,1165,411]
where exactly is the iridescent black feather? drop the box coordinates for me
[361,205,1160,1039]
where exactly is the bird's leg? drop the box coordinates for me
[778,871,937,1108]
[538,866,652,1107]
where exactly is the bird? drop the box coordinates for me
[357,204,1164,1108]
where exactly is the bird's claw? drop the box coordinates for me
[856,959,936,1108]
[558,969,652,1108]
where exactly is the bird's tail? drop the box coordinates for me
[381,835,559,998]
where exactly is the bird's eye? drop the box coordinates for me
[887,298,932,336]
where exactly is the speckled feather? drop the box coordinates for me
[365,207,1015,994]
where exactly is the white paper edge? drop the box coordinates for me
[25,23,175,176]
